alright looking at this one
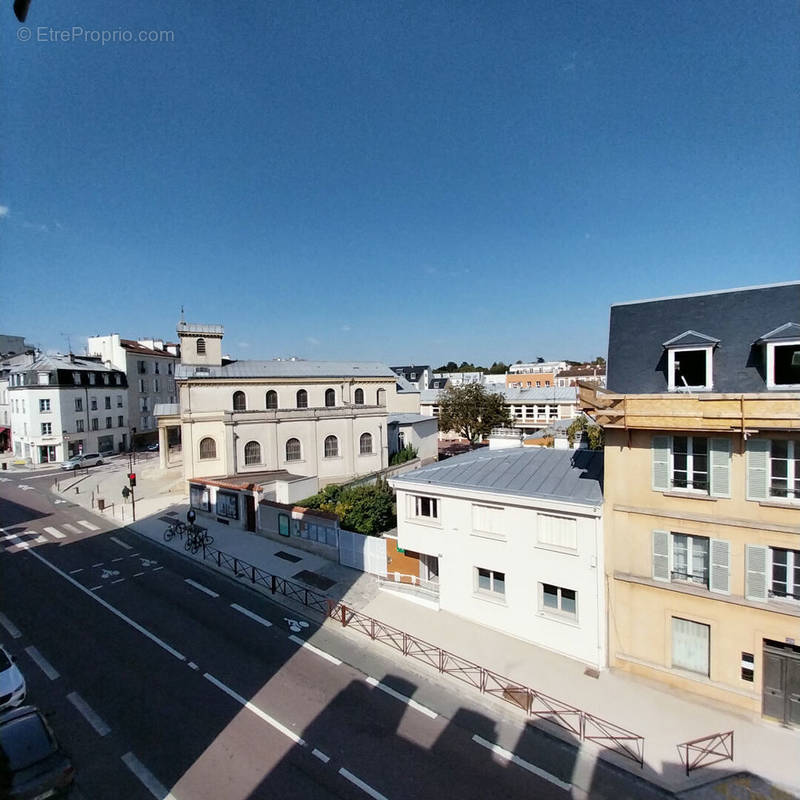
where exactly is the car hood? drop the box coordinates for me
[0,665,24,695]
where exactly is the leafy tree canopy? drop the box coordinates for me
[566,415,605,450]
[437,383,512,445]
[297,480,396,536]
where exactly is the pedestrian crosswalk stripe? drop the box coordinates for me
[63,524,81,534]
[78,520,100,531]
[44,526,67,539]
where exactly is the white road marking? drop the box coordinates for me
[471,734,572,791]
[0,613,21,638]
[289,635,342,666]
[338,768,389,800]
[111,557,124,562]
[152,566,164,572]
[133,571,145,577]
[365,677,437,719]
[17,484,34,491]
[111,578,125,585]
[91,562,104,568]
[78,520,100,531]
[185,578,219,598]
[188,661,199,670]
[312,749,330,763]
[110,536,132,550]
[25,646,60,680]
[100,569,120,579]
[63,524,81,534]
[203,672,306,745]
[89,585,103,591]
[27,549,186,662]
[69,568,83,574]
[230,603,272,628]
[67,691,111,736]
[44,526,66,539]
[122,752,178,800]
[285,617,310,633]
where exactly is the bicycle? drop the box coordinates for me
[163,521,186,542]
[184,525,213,554]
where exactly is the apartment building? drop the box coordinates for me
[88,334,180,445]
[581,281,800,726]
[8,353,128,463]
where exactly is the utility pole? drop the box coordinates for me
[127,471,137,521]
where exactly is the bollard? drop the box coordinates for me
[75,487,79,494]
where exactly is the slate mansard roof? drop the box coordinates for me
[392,446,603,506]
[607,281,800,394]
[176,360,397,380]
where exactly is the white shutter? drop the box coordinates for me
[709,539,730,594]
[745,544,769,601]
[652,530,671,582]
[671,618,710,675]
[709,438,731,498]
[745,439,770,501]
[652,436,670,491]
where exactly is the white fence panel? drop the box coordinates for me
[338,530,387,577]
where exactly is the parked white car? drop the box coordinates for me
[0,645,26,711]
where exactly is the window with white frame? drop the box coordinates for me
[766,339,800,388]
[40,422,52,435]
[770,548,800,602]
[117,395,123,408]
[285,438,302,462]
[475,567,505,598]
[102,373,110,385]
[671,436,708,491]
[539,583,577,619]
[105,417,112,429]
[668,347,713,391]
[72,372,81,385]
[652,530,730,594]
[671,533,709,586]
[359,432,373,455]
[39,399,50,412]
[89,373,96,385]
[138,379,145,393]
[244,440,261,465]
[671,617,709,676]
[38,372,50,385]
[90,397,98,411]
[324,435,338,458]
[76,419,84,433]
[769,440,800,500]
[412,495,438,520]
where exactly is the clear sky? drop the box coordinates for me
[2,1,798,367]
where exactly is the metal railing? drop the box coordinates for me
[678,730,733,775]
[379,572,440,596]
[327,602,645,767]
[174,536,645,767]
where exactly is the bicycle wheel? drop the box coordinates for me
[164,526,174,542]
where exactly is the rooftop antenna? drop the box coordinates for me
[59,332,73,354]
[179,305,185,324]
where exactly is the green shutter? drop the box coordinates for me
[652,436,670,491]
[745,544,769,601]
[745,439,770,501]
[652,530,670,582]
[709,438,731,498]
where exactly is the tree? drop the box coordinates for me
[437,383,512,445]
[488,361,509,374]
[591,356,606,366]
[566,415,605,450]
[297,481,396,536]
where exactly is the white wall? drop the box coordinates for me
[393,483,605,668]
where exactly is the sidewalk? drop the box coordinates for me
[50,462,800,798]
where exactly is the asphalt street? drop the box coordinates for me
[0,469,670,800]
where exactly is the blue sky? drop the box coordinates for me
[2,1,798,367]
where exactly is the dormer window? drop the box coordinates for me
[758,323,800,389]
[663,331,719,392]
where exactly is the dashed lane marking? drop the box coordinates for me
[121,752,177,800]
[26,548,186,662]
[203,672,306,745]
[25,646,60,680]
[365,677,437,719]
[111,557,124,562]
[111,578,125,585]
[69,568,83,574]
[67,691,111,736]
[44,526,66,539]
[338,768,389,800]
[91,562,104,568]
[289,635,342,666]
[185,578,219,598]
[89,585,102,591]
[109,536,132,550]
[78,520,100,531]
[133,571,145,577]
[471,734,572,791]
[313,749,330,763]
[0,613,21,638]
[230,603,272,628]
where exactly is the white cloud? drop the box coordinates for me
[306,336,320,346]
[0,206,9,218]
[237,341,250,349]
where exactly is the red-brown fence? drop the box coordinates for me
[678,730,733,775]
[328,601,645,767]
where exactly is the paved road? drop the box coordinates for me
[0,477,670,800]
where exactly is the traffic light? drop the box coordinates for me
[128,473,137,488]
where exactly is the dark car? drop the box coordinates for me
[0,706,74,798]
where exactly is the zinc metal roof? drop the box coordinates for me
[176,360,397,380]
[388,413,436,425]
[392,446,603,505]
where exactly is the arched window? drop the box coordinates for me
[196,338,206,355]
[296,389,308,409]
[244,441,261,465]
[360,432,373,455]
[324,435,338,458]
[325,388,336,407]
[286,438,302,462]
[377,388,386,407]
[354,388,364,405]
[266,390,278,410]
[233,391,247,411]
[199,437,216,459]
